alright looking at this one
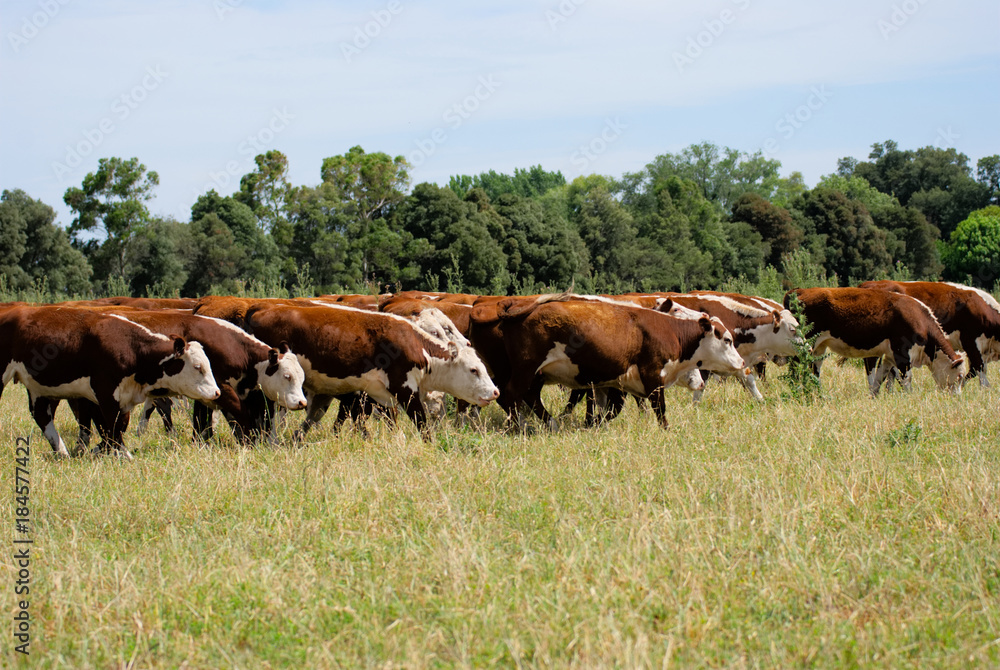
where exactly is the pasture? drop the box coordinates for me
[2,364,998,668]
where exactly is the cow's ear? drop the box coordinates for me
[279,341,291,355]
[950,357,964,369]
[659,298,674,313]
[447,341,459,358]
[772,310,782,332]
[269,347,280,366]
[173,336,186,356]
[698,315,712,332]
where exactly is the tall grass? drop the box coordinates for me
[2,365,998,668]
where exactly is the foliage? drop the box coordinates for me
[63,156,159,284]
[941,205,1000,288]
[448,165,566,201]
[780,292,825,402]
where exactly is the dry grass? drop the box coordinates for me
[2,365,998,668]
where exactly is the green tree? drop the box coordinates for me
[128,217,190,296]
[793,187,894,284]
[63,157,159,286]
[730,192,802,268]
[448,165,567,201]
[235,150,292,236]
[641,142,782,212]
[941,206,1000,288]
[193,190,282,287]
[839,141,990,235]
[976,155,1000,206]
[0,189,92,294]
[397,183,508,293]
[182,213,247,295]
[320,146,411,282]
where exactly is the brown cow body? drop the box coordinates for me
[661,293,799,401]
[787,287,967,393]
[0,305,220,457]
[494,295,746,428]
[858,281,1000,387]
[59,309,307,445]
[203,301,497,435]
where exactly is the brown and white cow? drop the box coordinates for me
[494,294,746,428]
[0,305,221,458]
[212,301,498,436]
[858,280,1000,387]
[660,292,800,401]
[786,287,968,394]
[61,308,308,445]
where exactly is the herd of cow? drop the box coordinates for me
[1,280,998,459]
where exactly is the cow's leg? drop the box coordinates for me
[192,401,214,441]
[754,360,767,381]
[960,334,986,388]
[93,406,133,461]
[30,396,71,458]
[156,398,175,433]
[561,388,588,419]
[66,398,94,454]
[736,369,765,401]
[295,393,334,440]
[593,388,627,425]
[648,387,669,429]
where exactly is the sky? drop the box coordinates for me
[2,0,998,228]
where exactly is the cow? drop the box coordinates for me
[786,287,968,394]
[206,301,498,437]
[660,293,800,401]
[59,308,308,446]
[858,280,1000,387]
[0,305,221,459]
[494,294,746,428]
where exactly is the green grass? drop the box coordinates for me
[2,366,999,668]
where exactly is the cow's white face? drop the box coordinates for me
[162,340,221,402]
[683,368,706,392]
[977,334,1000,364]
[691,317,745,374]
[258,349,308,410]
[911,344,968,391]
[755,309,801,357]
[423,344,499,407]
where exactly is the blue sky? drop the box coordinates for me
[2,0,998,227]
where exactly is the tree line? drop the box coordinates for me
[2,140,999,302]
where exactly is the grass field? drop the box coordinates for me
[2,364,999,668]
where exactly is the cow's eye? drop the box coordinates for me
[471,368,480,377]
[194,364,202,371]
[284,373,291,380]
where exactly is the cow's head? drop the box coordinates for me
[692,316,746,373]
[258,341,308,410]
[160,337,221,402]
[910,343,968,392]
[755,309,802,357]
[422,341,499,407]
